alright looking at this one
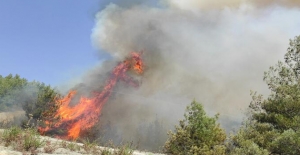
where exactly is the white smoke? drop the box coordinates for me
[163,0,300,11]
[82,0,300,150]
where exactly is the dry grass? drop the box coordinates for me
[0,111,25,129]
[82,138,101,154]
[43,140,56,153]
[0,126,44,155]
[0,126,150,155]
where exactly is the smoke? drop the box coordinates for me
[64,0,300,151]
[163,0,300,10]
[0,82,43,127]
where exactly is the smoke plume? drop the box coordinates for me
[164,0,300,10]
[65,0,300,151]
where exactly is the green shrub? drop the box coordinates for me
[0,74,27,111]
[228,35,300,154]
[0,74,59,129]
[1,127,44,152]
[1,126,22,146]
[22,128,44,151]
[67,141,81,151]
[101,149,113,155]
[270,129,300,154]
[164,100,226,155]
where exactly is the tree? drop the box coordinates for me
[229,35,300,154]
[164,100,226,155]
[21,81,58,120]
[0,74,58,125]
[0,74,28,111]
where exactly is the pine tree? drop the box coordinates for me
[229,35,300,154]
[164,100,226,155]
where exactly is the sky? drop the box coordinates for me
[0,0,113,86]
[1,0,299,89]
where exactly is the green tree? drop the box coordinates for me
[0,74,58,124]
[229,35,300,154]
[164,100,226,155]
[0,74,28,111]
[21,81,58,120]
[271,129,300,154]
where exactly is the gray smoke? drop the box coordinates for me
[163,0,300,10]
[66,0,300,151]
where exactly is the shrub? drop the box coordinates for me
[1,127,44,152]
[22,128,44,151]
[1,126,22,146]
[82,138,100,154]
[164,100,226,155]
[115,142,134,155]
[229,35,300,154]
[66,141,81,151]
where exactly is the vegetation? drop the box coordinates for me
[164,100,227,155]
[82,138,99,153]
[0,74,58,127]
[22,81,58,121]
[1,126,44,152]
[1,126,22,146]
[0,126,135,154]
[0,74,27,111]
[228,35,300,154]
[163,36,300,154]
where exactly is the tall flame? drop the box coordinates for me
[39,52,143,139]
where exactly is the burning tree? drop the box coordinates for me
[39,52,144,140]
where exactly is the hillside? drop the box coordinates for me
[0,129,164,155]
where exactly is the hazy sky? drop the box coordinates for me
[0,0,111,86]
[1,0,299,88]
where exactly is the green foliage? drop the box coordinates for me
[22,82,58,120]
[0,74,28,111]
[229,36,300,154]
[1,126,44,151]
[228,121,272,155]
[0,74,58,125]
[82,138,98,152]
[253,35,300,131]
[22,128,44,151]
[229,139,269,155]
[1,126,22,146]
[270,129,300,154]
[101,149,113,155]
[66,141,81,151]
[164,100,226,155]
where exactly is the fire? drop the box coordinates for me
[39,52,143,139]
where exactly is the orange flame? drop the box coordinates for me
[39,52,143,139]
